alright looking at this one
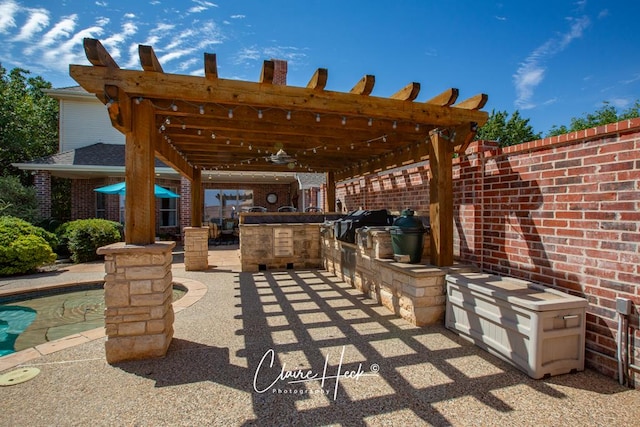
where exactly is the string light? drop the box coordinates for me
[211,132,216,139]
[228,109,234,118]
[316,114,321,122]
[286,111,291,120]
[341,116,346,125]
[415,124,420,131]
[392,121,397,129]
[199,105,205,114]
[258,110,263,119]
[368,118,373,126]
[170,102,178,111]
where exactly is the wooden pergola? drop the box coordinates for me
[70,38,488,266]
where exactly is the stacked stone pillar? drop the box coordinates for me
[184,227,209,271]
[97,242,175,363]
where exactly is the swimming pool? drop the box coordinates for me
[0,283,186,356]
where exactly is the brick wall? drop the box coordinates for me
[336,118,640,383]
[33,170,51,219]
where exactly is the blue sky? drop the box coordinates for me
[1,0,638,135]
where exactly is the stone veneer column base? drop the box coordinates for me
[97,241,176,364]
[184,227,209,271]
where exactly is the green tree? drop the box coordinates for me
[0,66,59,181]
[0,176,39,223]
[547,100,640,136]
[475,109,541,147]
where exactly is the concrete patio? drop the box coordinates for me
[1,246,639,426]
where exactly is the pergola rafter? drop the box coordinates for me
[70,38,488,265]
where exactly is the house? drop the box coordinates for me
[13,68,325,237]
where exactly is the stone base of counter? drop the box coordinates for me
[240,223,322,272]
[321,225,476,326]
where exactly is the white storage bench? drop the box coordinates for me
[445,272,588,379]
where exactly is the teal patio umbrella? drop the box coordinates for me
[94,182,180,198]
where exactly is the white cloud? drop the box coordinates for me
[230,14,245,19]
[513,15,590,109]
[14,8,49,41]
[495,16,507,21]
[621,73,640,85]
[0,0,19,34]
[32,14,77,54]
[609,97,631,108]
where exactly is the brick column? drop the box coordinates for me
[184,227,209,271]
[97,241,176,363]
[33,170,51,219]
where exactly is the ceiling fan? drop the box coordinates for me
[266,148,296,165]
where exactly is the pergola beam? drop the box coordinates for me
[204,53,218,80]
[139,45,164,72]
[391,82,420,101]
[307,68,328,90]
[84,38,119,68]
[350,74,375,96]
[69,65,487,126]
[260,60,274,84]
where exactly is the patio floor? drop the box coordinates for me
[1,246,639,426]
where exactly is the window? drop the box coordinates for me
[96,193,106,218]
[160,187,178,227]
[204,189,253,224]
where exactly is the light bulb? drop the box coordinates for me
[199,105,205,114]
[171,103,178,111]
[258,110,263,119]
[392,121,397,129]
[368,118,373,126]
[316,114,320,122]
[286,111,291,120]
[415,124,420,131]
[211,133,216,139]
[341,117,346,125]
[228,109,233,118]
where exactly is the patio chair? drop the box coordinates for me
[277,206,297,212]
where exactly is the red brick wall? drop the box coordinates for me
[34,170,51,219]
[336,118,640,383]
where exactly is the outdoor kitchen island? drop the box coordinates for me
[238,211,342,272]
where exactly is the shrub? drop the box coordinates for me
[0,216,57,275]
[62,219,122,263]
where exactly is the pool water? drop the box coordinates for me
[0,286,185,356]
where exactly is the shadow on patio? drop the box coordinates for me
[116,268,632,425]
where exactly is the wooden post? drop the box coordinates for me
[325,172,336,212]
[125,99,156,245]
[191,168,202,226]
[428,130,454,266]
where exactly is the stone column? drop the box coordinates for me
[97,241,175,364]
[184,227,209,271]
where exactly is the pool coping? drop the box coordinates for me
[0,277,208,373]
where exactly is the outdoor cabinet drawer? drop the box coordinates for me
[273,228,293,257]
